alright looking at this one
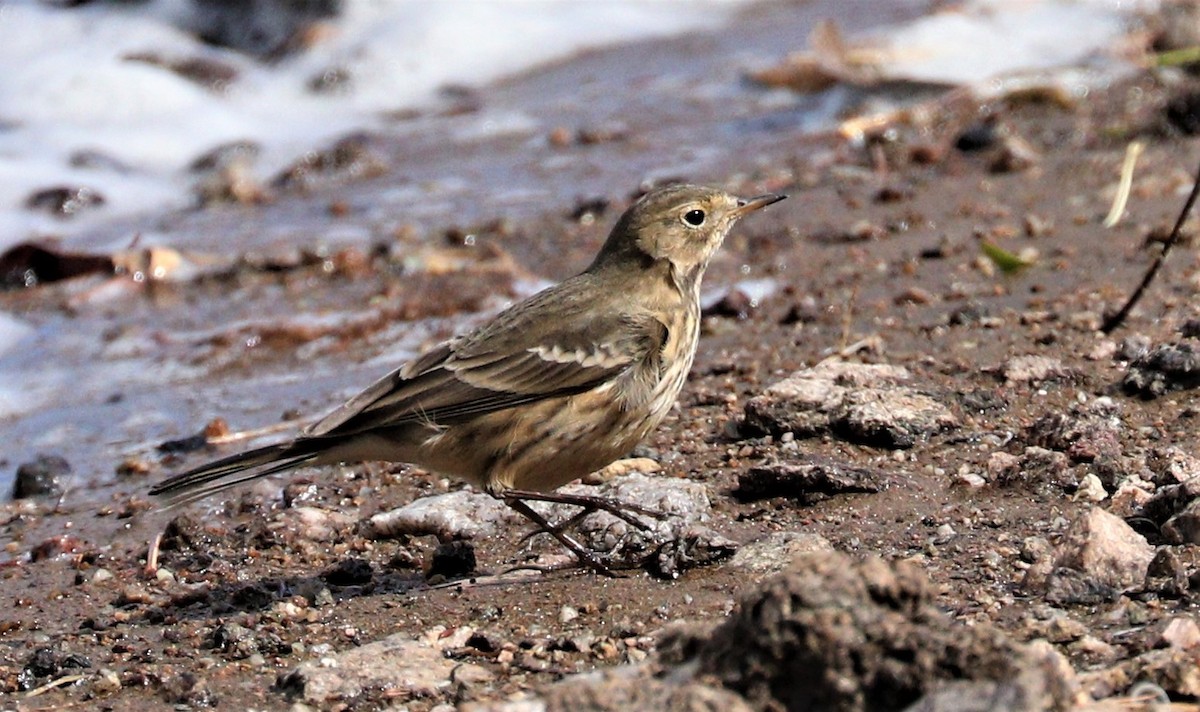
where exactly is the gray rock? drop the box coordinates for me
[1024,404,1123,465]
[364,490,520,540]
[1146,446,1200,486]
[1123,339,1200,398]
[997,355,1069,385]
[744,360,956,449]
[1085,648,1200,700]
[728,532,834,575]
[837,387,956,448]
[278,633,484,706]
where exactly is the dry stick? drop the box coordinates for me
[1103,141,1143,228]
[1101,158,1200,334]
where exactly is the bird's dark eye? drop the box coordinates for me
[683,209,706,226]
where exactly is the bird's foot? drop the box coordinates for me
[500,488,668,531]
[503,498,625,576]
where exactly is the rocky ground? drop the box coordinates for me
[8,16,1200,712]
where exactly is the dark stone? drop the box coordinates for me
[161,670,218,707]
[1141,478,1200,529]
[160,513,228,552]
[1041,567,1124,606]
[1024,409,1122,463]
[188,140,261,172]
[947,303,989,327]
[208,622,257,659]
[428,540,476,580]
[230,583,276,610]
[157,432,210,454]
[272,132,383,190]
[190,0,343,59]
[0,243,114,289]
[954,119,999,152]
[21,646,91,684]
[25,186,105,217]
[1167,90,1200,135]
[1181,318,1200,339]
[12,454,70,499]
[703,289,754,320]
[322,557,374,586]
[734,459,884,503]
[1143,545,1200,598]
[780,300,820,325]
[1123,340,1200,398]
[959,388,1007,414]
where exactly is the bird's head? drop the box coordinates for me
[591,184,785,279]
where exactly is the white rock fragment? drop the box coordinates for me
[1073,474,1108,503]
[365,490,520,540]
[280,633,490,705]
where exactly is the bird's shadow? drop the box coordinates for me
[129,548,585,627]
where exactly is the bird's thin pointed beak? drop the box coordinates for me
[734,193,787,216]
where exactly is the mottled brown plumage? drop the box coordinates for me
[150,184,784,571]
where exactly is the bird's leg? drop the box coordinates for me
[515,507,593,546]
[503,498,620,577]
[501,488,668,531]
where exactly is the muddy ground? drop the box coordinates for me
[5,19,1200,712]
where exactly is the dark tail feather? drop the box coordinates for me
[149,440,322,507]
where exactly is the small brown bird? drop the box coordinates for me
[150,184,785,572]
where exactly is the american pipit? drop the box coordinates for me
[150,184,785,573]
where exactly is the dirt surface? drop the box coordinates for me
[7,9,1200,712]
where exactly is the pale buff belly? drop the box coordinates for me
[409,385,671,494]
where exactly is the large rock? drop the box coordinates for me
[278,632,489,706]
[735,458,885,503]
[365,489,520,540]
[743,360,957,449]
[696,551,1079,712]
[1024,508,1155,602]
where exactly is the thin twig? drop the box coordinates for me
[24,674,86,698]
[1101,158,1200,334]
[1103,141,1143,228]
[144,531,162,577]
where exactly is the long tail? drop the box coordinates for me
[149,439,325,508]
